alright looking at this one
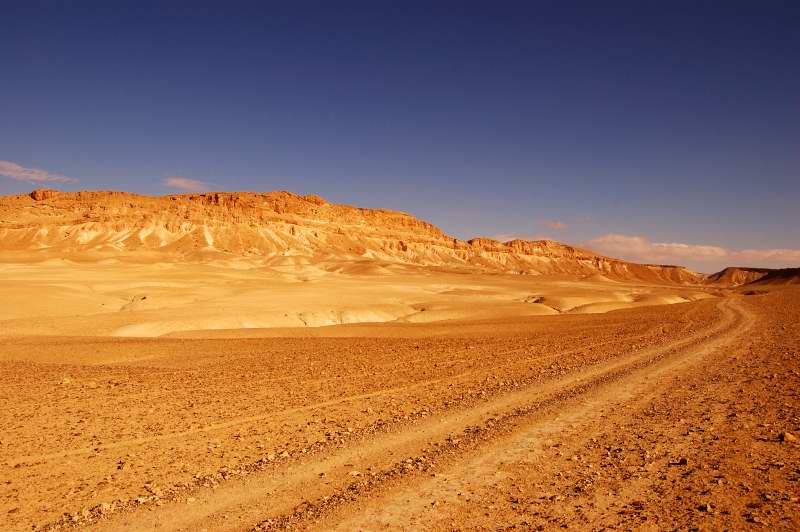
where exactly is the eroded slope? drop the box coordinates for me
[0,189,700,283]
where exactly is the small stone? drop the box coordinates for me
[779,432,797,443]
[348,470,361,477]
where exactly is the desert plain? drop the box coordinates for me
[1,189,799,531]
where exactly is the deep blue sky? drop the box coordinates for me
[1,1,798,270]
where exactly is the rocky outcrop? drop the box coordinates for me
[705,267,773,287]
[0,189,704,284]
[745,268,800,286]
[29,188,60,201]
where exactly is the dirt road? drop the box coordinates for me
[2,290,799,530]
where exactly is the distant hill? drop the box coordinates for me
[705,267,773,287]
[745,268,800,286]
[0,187,765,286]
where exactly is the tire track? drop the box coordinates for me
[7,333,660,465]
[84,298,744,532]
[325,298,753,530]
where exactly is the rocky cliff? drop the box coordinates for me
[0,188,704,284]
[745,268,800,286]
[705,267,773,287]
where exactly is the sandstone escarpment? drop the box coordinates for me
[0,189,702,284]
[745,268,800,286]
[30,188,60,201]
[705,267,773,287]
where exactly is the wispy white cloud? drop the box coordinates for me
[588,234,728,262]
[737,248,800,264]
[586,233,800,269]
[544,220,567,230]
[0,160,77,184]
[163,176,209,192]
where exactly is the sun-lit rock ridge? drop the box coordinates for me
[705,267,773,287]
[0,188,703,283]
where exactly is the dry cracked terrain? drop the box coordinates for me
[1,288,799,531]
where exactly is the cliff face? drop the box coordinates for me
[745,268,800,286]
[0,188,703,284]
[705,267,773,287]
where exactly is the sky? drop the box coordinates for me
[1,0,798,272]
